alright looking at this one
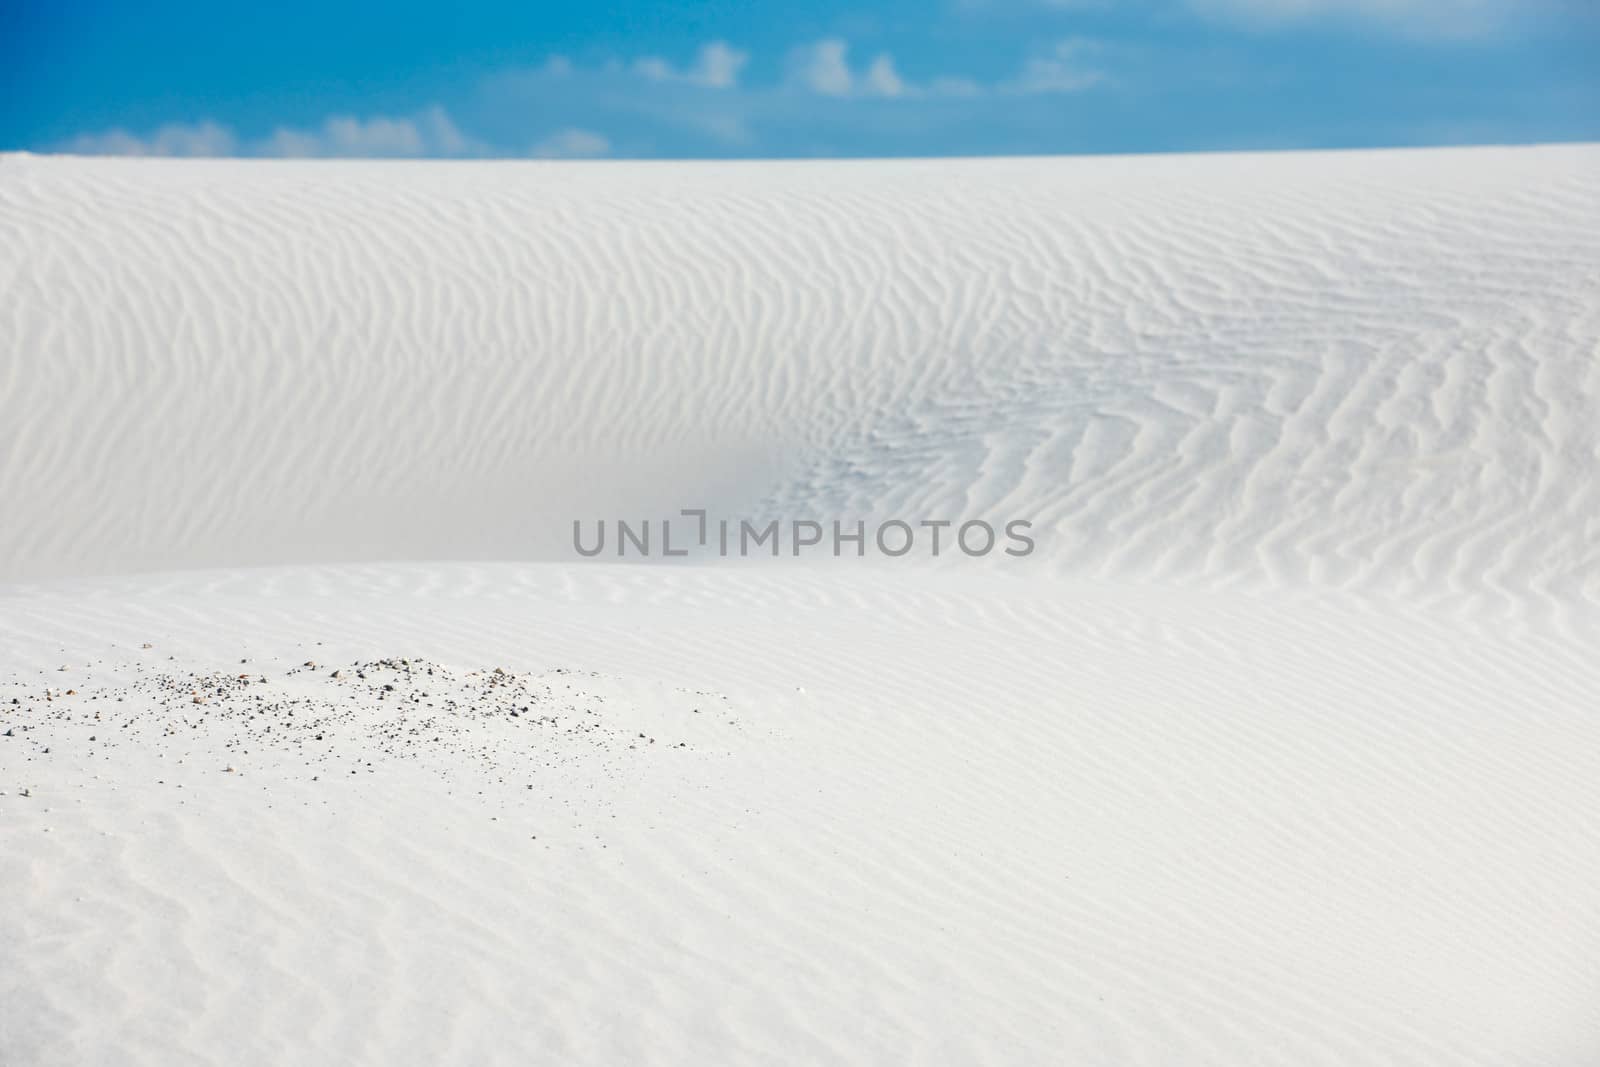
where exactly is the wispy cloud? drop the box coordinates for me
[479,42,762,150]
[967,0,1536,38]
[530,128,611,158]
[790,40,859,96]
[788,40,957,99]
[1187,0,1520,38]
[788,37,1108,99]
[787,36,1113,100]
[1007,38,1109,94]
[62,107,480,159]
[64,120,237,157]
[56,36,1114,160]
[634,41,749,89]
[262,107,477,158]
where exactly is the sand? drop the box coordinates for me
[2,145,1598,1065]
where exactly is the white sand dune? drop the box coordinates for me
[2,146,1599,1065]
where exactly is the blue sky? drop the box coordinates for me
[4,1,1596,158]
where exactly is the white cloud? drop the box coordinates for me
[1187,0,1516,36]
[530,128,611,159]
[788,40,933,99]
[1194,0,1479,15]
[63,120,237,157]
[54,31,1121,162]
[634,41,749,89]
[984,0,1530,37]
[690,41,749,89]
[864,55,907,98]
[790,37,1107,100]
[60,107,480,159]
[633,57,675,82]
[1008,38,1108,94]
[263,106,474,158]
[792,39,857,96]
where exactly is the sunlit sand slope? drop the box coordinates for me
[3,147,1599,1065]
[2,147,1596,609]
